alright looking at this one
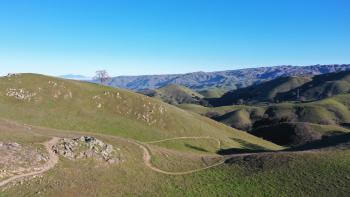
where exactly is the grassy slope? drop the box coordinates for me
[179,95,350,146]
[198,88,226,98]
[145,84,204,104]
[277,70,350,101]
[0,74,281,152]
[185,94,350,127]
[2,119,350,197]
[209,76,311,105]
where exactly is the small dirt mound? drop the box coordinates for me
[52,136,122,164]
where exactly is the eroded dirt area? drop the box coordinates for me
[0,142,48,181]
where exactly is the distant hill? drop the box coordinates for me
[59,74,92,81]
[182,93,350,146]
[138,84,204,105]
[101,64,350,91]
[208,70,350,106]
[276,70,350,101]
[198,88,227,98]
[210,76,312,105]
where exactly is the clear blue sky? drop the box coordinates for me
[0,0,349,76]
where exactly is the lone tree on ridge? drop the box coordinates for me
[94,70,110,84]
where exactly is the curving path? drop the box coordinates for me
[0,120,226,179]
[0,137,60,187]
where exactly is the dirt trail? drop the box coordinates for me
[5,120,226,176]
[136,141,225,175]
[0,137,59,187]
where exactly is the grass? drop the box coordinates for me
[147,138,220,154]
[2,123,349,196]
[198,87,226,98]
[148,144,222,172]
[145,84,204,105]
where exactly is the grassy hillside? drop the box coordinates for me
[277,70,350,101]
[1,120,349,196]
[181,94,350,146]
[198,88,226,98]
[0,73,281,151]
[208,76,311,106]
[139,84,204,105]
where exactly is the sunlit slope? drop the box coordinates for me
[0,74,281,150]
[139,84,204,105]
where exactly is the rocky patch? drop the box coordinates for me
[52,136,122,164]
[6,88,37,101]
[0,142,48,180]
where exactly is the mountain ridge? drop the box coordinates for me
[101,64,350,91]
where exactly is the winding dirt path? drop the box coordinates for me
[136,141,225,175]
[0,120,233,177]
[0,137,59,187]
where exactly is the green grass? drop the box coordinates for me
[145,84,204,105]
[198,87,226,98]
[147,138,220,154]
[2,124,349,196]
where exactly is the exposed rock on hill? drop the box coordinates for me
[52,136,122,164]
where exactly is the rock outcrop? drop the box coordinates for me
[52,136,122,164]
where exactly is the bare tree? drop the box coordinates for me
[94,70,110,84]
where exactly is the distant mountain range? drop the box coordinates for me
[102,64,350,91]
[59,74,92,81]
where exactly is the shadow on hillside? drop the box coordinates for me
[217,138,269,155]
[185,144,209,152]
[287,133,350,151]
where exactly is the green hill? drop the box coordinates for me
[0,73,281,151]
[198,88,226,98]
[139,84,205,105]
[207,71,350,106]
[277,71,350,101]
[209,76,311,106]
[183,94,350,146]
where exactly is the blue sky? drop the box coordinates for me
[0,0,349,76]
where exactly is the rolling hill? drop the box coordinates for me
[198,87,227,98]
[208,70,350,106]
[181,94,350,146]
[277,70,350,101]
[210,76,311,105]
[138,84,204,105]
